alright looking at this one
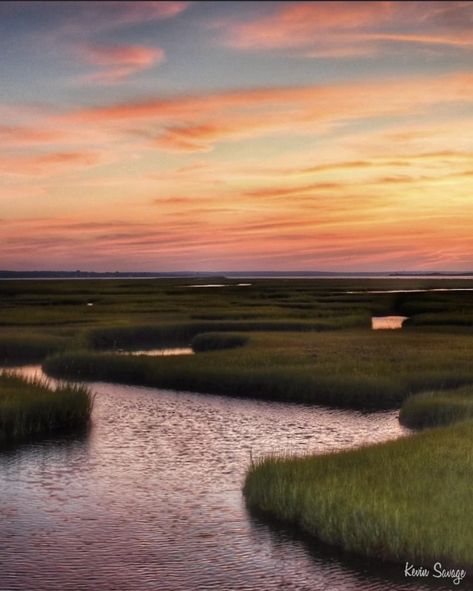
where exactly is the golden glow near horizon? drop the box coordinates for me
[1,1,472,271]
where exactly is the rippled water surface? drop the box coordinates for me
[0,367,455,591]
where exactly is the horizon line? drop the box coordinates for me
[2,270,473,276]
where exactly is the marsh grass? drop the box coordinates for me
[0,372,93,445]
[4,278,473,570]
[86,319,363,351]
[191,332,248,352]
[0,334,66,365]
[244,420,473,567]
[405,313,473,327]
[4,277,473,568]
[43,329,473,409]
[400,386,473,429]
[43,350,407,407]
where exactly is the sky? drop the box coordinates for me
[1,0,472,272]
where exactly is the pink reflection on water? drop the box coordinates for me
[372,316,408,330]
[119,348,194,356]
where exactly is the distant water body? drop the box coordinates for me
[3,274,473,281]
[228,275,473,280]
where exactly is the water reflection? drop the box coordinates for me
[372,316,408,330]
[348,288,473,294]
[188,283,226,288]
[0,366,453,591]
[247,516,456,591]
[117,347,194,356]
[187,283,252,288]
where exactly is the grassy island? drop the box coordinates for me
[0,373,93,445]
[244,418,473,567]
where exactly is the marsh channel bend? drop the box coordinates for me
[0,364,450,591]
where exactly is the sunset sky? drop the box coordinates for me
[1,1,472,272]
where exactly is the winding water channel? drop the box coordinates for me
[0,365,456,590]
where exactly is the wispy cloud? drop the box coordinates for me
[0,125,66,145]
[66,72,473,152]
[76,44,165,83]
[212,1,473,58]
[0,151,105,177]
[12,1,188,86]
[48,1,190,37]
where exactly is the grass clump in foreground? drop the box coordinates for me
[0,373,93,445]
[244,420,473,567]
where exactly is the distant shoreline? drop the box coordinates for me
[1,271,473,280]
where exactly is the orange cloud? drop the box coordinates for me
[245,182,343,199]
[0,151,104,176]
[4,201,473,271]
[362,31,473,49]
[0,125,66,145]
[77,44,165,83]
[153,113,290,152]
[63,72,473,152]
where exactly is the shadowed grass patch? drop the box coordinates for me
[191,332,248,352]
[0,335,66,365]
[86,319,365,351]
[43,329,473,409]
[400,387,473,429]
[405,313,473,327]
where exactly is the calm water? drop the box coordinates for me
[0,366,459,591]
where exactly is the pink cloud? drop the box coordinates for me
[103,1,190,26]
[212,1,473,57]
[219,2,393,51]
[56,1,190,36]
[77,44,165,83]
